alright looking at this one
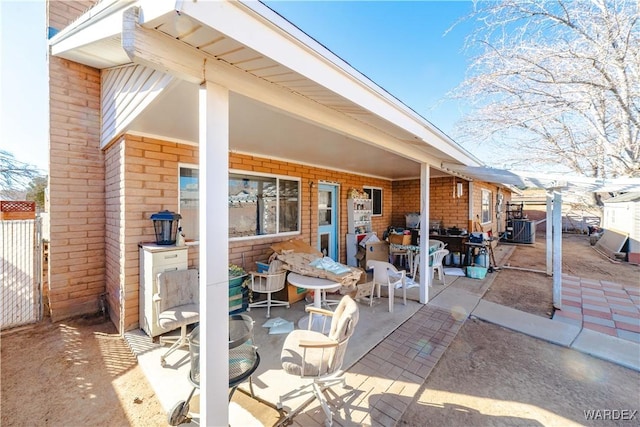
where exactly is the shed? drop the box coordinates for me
[601,192,640,264]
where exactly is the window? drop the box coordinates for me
[229,172,300,238]
[363,186,383,216]
[481,189,492,224]
[179,166,199,241]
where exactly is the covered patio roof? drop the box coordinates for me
[50,0,489,182]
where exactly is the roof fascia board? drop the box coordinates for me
[240,1,469,151]
[49,0,137,55]
[441,162,528,187]
[122,10,445,167]
[172,0,479,166]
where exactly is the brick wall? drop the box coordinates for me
[228,153,393,268]
[391,178,470,230]
[391,180,420,226]
[390,177,511,235]
[104,135,199,332]
[48,0,104,321]
[107,138,395,332]
[430,177,469,230]
[48,1,95,31]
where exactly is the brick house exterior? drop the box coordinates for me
[48,0,104,322]
[47,1,513,334]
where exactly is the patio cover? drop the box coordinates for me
[441,162,640,192]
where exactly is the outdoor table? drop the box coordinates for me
[287,272,340,333]
[389,241,439,278]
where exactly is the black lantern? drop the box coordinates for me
[150,210,182,245]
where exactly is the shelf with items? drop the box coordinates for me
[347,198,372,234]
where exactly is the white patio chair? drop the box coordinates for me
[366,260,407,313]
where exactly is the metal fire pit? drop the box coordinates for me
[168,315,260,426]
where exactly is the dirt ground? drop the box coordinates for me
[0,315,167,426]
[400,232,640,426]
[401,319,640,427]
[483,232,639,318]
[2,232,638,426]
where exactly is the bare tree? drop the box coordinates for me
[451,0,639,178]
[0,149,42,192]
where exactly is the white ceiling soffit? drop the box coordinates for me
[101,64,175,146]
[50,0,486,180]
[128,82,426,180]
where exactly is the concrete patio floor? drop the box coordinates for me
[124,243,640,426]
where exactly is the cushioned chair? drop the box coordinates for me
[366,260,407,313]
[153,269,200,367]
[278,295,359,426]
[247,259,289,318]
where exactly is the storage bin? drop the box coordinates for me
[405,213,420,229]
[474,252,489,268]
[466,266,488,280]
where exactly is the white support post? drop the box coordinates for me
[468,181,475,229]
[199,81,230,426]
[546,192,553,276]
[419,163,430,303]
[552,191,563,309]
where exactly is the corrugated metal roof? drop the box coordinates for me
[604,192,640,203]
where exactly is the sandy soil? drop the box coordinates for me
[0,315,166,426]
[400,232,640,427]
[2,232,638,426]
[400,319,640,427]
[483,232,639,318]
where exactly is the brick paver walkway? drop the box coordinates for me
[553,274,640,343]
[285,304,466,426]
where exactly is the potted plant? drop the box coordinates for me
[228,263,247,287]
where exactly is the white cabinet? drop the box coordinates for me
[139,244,189,338]
[347,198,372,234]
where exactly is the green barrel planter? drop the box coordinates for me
[228,274,248,314]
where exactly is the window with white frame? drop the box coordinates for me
[363,186,383,216]
[229,172,300,238]
[179,166,199,241]
[481,189,492,224]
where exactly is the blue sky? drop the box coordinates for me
[0,0,48,174]
[263,1,475,140]
[0,0,476,175]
